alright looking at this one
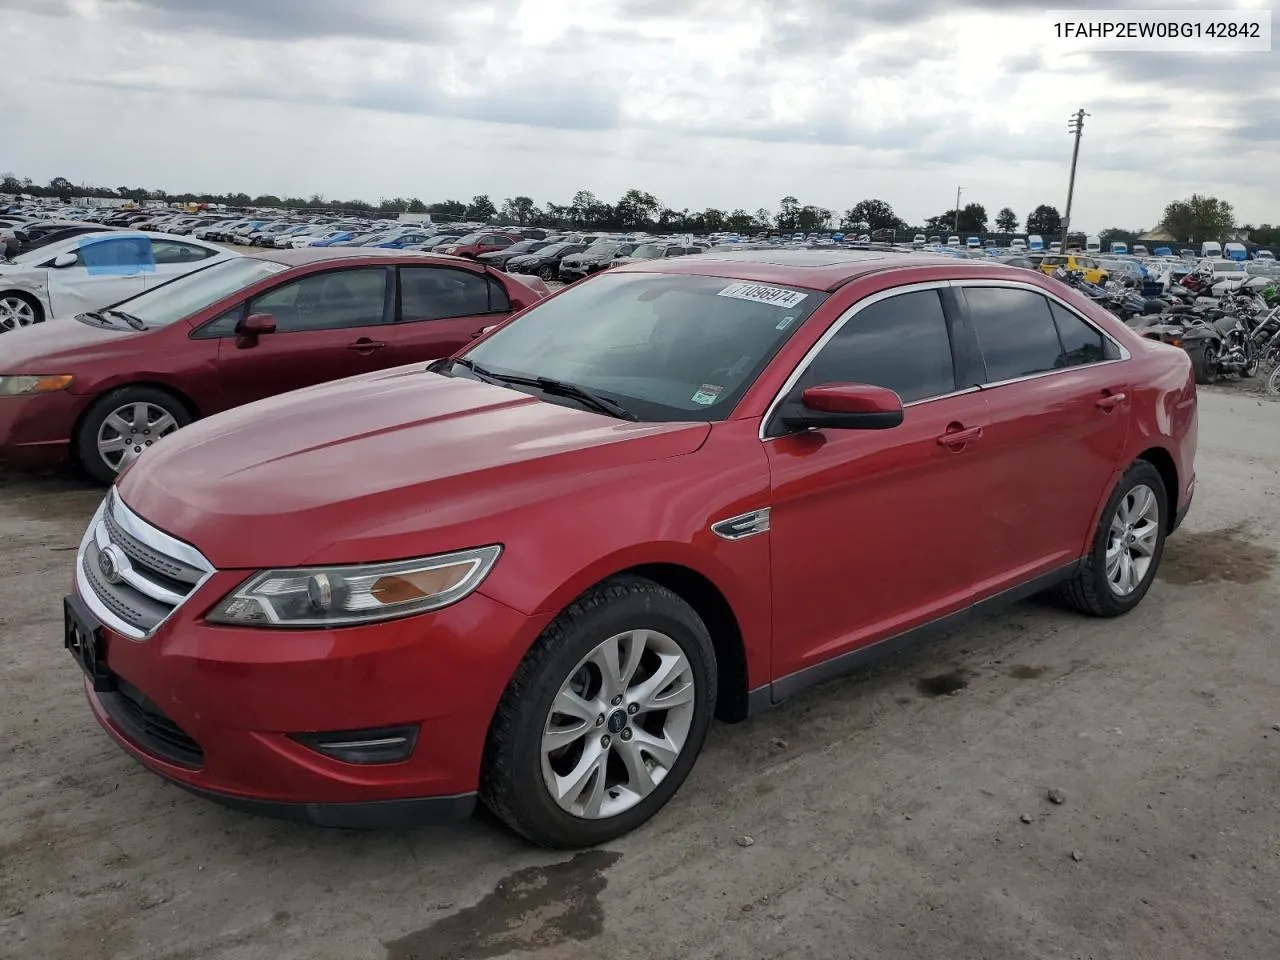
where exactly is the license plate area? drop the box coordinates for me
[64,595,116,693]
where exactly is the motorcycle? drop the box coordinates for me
[1130,308,1258,385]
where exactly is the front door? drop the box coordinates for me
[212,266,394,412]
[953,284,1130,595]
[45,235,150,316]
[764,286,996,681]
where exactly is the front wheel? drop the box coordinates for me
[1055,460,1167,617]
[0,292,43,332]
[538,265,555,281]
[75,386,192,485]
[1268,363,1280,397]
[481,576,717,848]
[1241,341,1260,378]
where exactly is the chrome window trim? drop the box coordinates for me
[758,280,954,441]
[758,277,1132,440]
[74,490,216,642]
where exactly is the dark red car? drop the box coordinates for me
[435,231,521,260]
[0,248,548,482]
[64,250,1196,847]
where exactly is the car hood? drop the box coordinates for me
[117,367,712,568]
[0,317,147,372]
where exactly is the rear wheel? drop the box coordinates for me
[75,386,192,484]
[1268,363,1280,397]
[1193,342,1220,384]
[1055,461,1167,617]
[481,576,716,848]
[0,292,42,332]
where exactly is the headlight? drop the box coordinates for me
[0,375,74,397]
[206,545,502,628]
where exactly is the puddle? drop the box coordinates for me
[916,670,968,697]
[384,849,621,960]
[1008,665,1047,680]
[1158,525,1278,586]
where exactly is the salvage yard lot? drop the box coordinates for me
[2,387,1278,960]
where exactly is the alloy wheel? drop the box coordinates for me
[0,296,37,332]
[96,402,181,473]
[1105,482,1161,597]
[540,629,695,820]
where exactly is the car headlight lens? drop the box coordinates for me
[206,545,502,628]
[0,375,74,397]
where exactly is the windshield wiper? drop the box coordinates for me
[482,370,637,421]
[104,309,146,330]
[448,356,504,384]
[77,310,114,326]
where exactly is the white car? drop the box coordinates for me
[0,231,237,332]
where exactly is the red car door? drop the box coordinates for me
[765,286,997,682]
[381,264,515,361]
[954,283,1130,594]
[210,265,394,413]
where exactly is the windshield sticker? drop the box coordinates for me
[717,282,808,309]
[776,315,798,331]
[690,384,723,406]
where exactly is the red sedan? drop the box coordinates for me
[64,250,1196,847]
[0,248,548,482]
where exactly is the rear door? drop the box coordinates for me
[953,282,1130,594]
[44,235,150,315]
[145,239,221,288]
[209,266,394,412]
[383,264,514,361]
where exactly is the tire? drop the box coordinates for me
[1241,342,1259,379]
[1268,363,1280,398]
[538,265,555,281]
[1055,460,1167,617]
[1192,342,1219,384]
[75,386,193,485]
[480,575,717,848]
[0,291,43,332]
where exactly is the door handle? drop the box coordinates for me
[936,425,983,447]
[347,338,388,354]
[1095,392,1127,411]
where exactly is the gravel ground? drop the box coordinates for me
[1,385,1278,960]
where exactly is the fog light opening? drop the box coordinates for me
[290,724,420,764]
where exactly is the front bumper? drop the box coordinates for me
[0,390,88,471]
[75,570,544,826]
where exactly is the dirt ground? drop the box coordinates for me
[1,385,1278,960]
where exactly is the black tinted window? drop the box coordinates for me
[802,290,955,403]
[151,239,216,264]
[400,267,508,321]
[1050,301,1115,366]
[248,268,388,332]
[964,287,1063,383]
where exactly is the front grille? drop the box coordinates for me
[75,491,214,640]
[98,676,204,768]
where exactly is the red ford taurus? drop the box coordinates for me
[0,248,548,482]
[64,249,1196,847]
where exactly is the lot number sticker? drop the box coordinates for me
[690,384,723,405]
[717,282,808,309]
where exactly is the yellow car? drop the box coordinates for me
[1039,254,1109,285]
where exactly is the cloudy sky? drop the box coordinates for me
[6,0,1278,231]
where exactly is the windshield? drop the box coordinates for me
[460,272,827,422]
[630,244,665,258]
[92,258,287,328]
[505,240,540,254]
[583,243,622,257]
[453,233,483,244]
[534,242,570,256]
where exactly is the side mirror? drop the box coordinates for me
[781,383,904,431]
[52,252,78,268]
[234,312,276,348]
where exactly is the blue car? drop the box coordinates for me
[307,230,356,247]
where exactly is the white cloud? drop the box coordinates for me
[5,0,1277,229]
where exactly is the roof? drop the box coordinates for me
[614,248,966,291]
[247,247,476,267]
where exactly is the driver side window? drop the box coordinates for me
[797,289,957,404]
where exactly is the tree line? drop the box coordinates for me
[3,173,1270,246]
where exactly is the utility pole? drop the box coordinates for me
[1061,109,1088,252]
[954,186,962,235]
